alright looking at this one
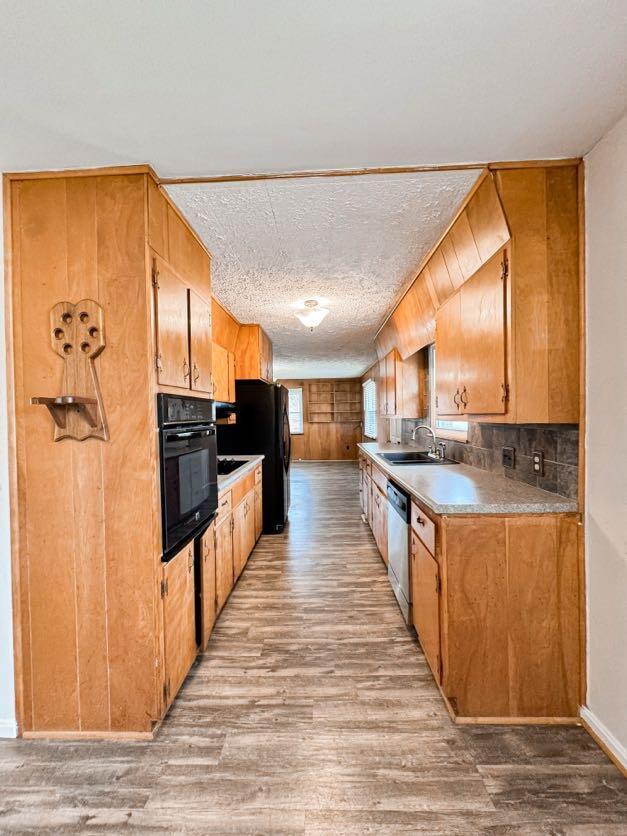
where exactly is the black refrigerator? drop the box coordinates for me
[217,381,290,534]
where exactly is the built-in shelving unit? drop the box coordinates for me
[307,380,361,423]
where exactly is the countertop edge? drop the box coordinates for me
[358,443,578,516]
[217,455,264,494]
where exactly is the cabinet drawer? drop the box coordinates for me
[232,471,255,507]
[411,502,436,555]
[371,464,387,495]
[216,490,232,522]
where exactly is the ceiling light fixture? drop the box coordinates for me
[294,299,329,331]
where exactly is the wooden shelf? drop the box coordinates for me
[307,379,362,423]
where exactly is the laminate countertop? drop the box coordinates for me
[217,455,264,494]
[359,442,578,516]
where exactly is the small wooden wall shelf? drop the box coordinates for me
[31,299,108,441]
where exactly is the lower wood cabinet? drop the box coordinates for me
[215,511,234,612]
[254,483,263,541]
[233,490,255,580]
[371,483,388,565]
[201,523,217,648]
[411,531,440,682]
[162,542,197,709]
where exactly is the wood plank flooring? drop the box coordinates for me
[1,461,625,833]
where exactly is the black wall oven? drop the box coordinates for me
[158,394,218,561]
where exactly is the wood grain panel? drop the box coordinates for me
[439,234,465,291]
[14,178,80,731]
[147,177,169,260]
[506,517,579,717]
[443,517,509,716]
[465,174,510,262]
[211,297,240,352]
[425,248,455,305]
[449,211,482,280]
[96,175,158,732]
[167,204,211,302]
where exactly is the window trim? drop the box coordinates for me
[287,386,304,436]
[362,378,377,440]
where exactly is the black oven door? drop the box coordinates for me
[160,423,218,560]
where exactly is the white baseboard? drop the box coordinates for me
[580,706,627,772]
[0,717,18,738]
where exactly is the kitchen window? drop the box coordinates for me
[288,387,304,435]
[363,378,377,439]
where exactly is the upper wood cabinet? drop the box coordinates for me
[235,324,273,382]
[162,542,197,710]
[189,290,212,394]
[436,250,506,417]
[153,255,191,389]
[212,341,236,403]
[379,349,426,419]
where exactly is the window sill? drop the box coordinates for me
[435,428,468,443]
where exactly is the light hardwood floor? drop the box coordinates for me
[0,461,625,833]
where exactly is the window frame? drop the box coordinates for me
[287,386,304,436]
[362,378,377,440]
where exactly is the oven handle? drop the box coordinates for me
[165,426,215,441]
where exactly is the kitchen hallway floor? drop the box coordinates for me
[1,461,626,834]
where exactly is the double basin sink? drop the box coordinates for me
[378,451,456,466]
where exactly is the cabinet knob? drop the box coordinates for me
[416,515,425,526]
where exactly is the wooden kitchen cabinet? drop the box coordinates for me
[200,523,217,648]
[384,350,397,416]
[215,510,234,612]
[254,483,263,541]
[189,290,213,394]
[212,341,236,402]
[411,532,441,682]
[153,255,190,389]
[232,490,255,580]
[235,324,273,381]
[372,482,388,565]
[436,250,506,416]
[162,542,197,710]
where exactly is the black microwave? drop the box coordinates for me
[157,395,218,561]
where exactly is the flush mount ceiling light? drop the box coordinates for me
[294,299,329,331]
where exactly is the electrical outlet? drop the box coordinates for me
[532,450,544,476]
[502,446,515,468]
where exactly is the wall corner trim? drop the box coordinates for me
[580,706,627,775]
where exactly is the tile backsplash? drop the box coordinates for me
[401,419,579,499]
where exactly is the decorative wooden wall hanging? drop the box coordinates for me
[31,299,109,441]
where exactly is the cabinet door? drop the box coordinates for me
[154,256,190,389]
[378,486,388,565]
[201,524,217,648]
[254,483,263,541]
[189,290,213,394]
[260,329,273,382]
[232,499,247,580]
[162,542,197,708]
[228,351,236,402]
[411,533,441,682]
[385,350,397,416]
[435,291,462,415]
[215,514,234,612]
[459,253,506,414]
[212,342,229,402]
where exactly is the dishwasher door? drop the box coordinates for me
[387,481,411,623]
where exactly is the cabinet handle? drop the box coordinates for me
[416,515,425,526]
[183,358,190,379]
[193,363,200,383]
[460,387,468,409]
[453,389,460,408]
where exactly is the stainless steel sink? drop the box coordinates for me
[378,451,456,465]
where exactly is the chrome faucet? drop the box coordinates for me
[411,424,438,457]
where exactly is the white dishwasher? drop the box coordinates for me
[387,480,411,624]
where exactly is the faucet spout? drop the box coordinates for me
[410,424,437,455]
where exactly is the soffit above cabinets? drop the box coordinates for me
[167,170,480,378]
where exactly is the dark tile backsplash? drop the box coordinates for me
[401,419,579,500]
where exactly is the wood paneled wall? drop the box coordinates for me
[279,379,362,460]
[8,173,161,733]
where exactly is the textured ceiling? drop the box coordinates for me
[167,170,479,378]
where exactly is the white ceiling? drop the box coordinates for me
[168,170,479,378]
[1,1,626,176]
